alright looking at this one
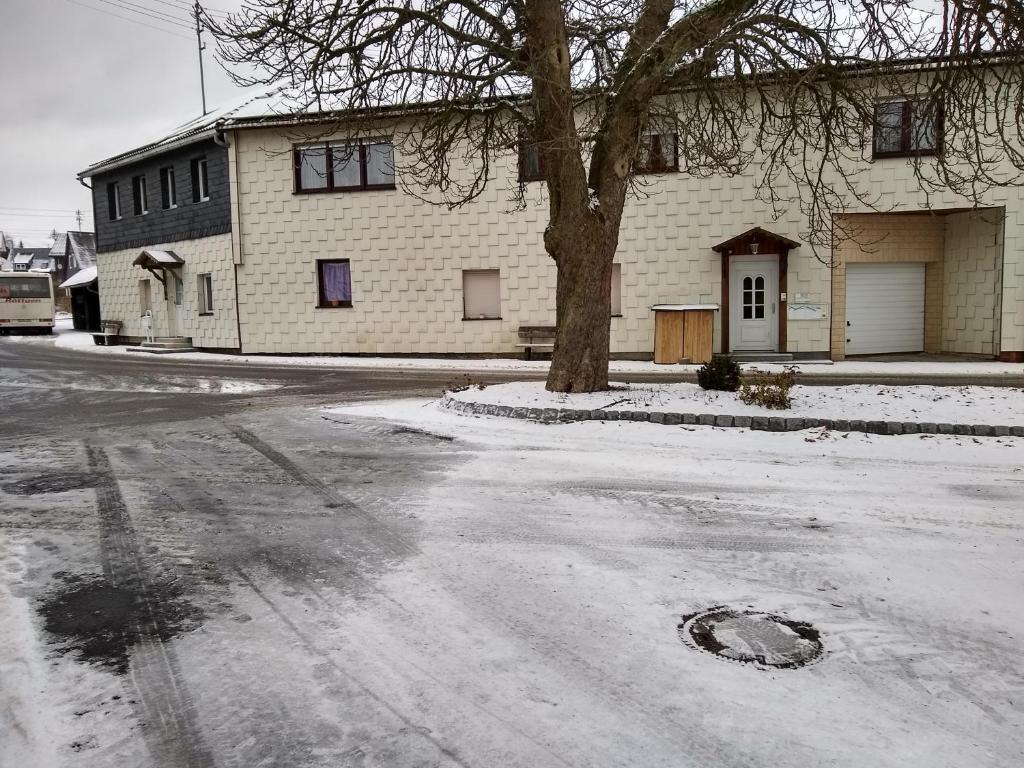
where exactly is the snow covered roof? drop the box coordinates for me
[59,265,97,289]
[50,233,67,257]
[78,88,290,179]
[133,249,183,268]
[67,231,96,269]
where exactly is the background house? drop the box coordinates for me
[52,231,99,328]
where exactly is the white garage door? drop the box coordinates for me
[846,263,925,355]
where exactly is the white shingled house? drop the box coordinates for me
[80,71,1024,363]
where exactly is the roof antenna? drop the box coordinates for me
[194,1,208,115]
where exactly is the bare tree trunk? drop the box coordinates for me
[545,231,615,393]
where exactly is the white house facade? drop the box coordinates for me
[80,81,1024,363]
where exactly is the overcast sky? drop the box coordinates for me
[0,0,249,246]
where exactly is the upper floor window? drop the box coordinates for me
[635,133,678,174]
[518,142,544,183]
[294,141,395,193]
[160,166,177,209]
[132,175,148,216]
[191,157,210,202]
[873,100,942,158]
[106,182,121,221]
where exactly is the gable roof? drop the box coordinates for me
[78,88,288,179]
[49,232,67,258]
[67,231,96,269]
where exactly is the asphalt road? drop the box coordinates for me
[1,341,508,767]
[1,341,1021,768]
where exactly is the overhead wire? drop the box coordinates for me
[60,0,194,39]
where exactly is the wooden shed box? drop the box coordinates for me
[651,304,719,364]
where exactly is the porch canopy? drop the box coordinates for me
[133,249,183,286]
[712,227,800,255]
[59,266,97,290]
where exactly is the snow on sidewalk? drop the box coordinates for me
[444,380,1024,425]
[5,320,1023,378]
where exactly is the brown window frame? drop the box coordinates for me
[293,142,396,194]
[316,258,354,308]
[517,141,545,183]
[633,133,679,174]
[872,100,944,159]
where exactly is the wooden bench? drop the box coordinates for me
[516,325,556,360]
[92,320,122,346]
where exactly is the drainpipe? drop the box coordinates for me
[78,177,92,190]
[213,129,229,148]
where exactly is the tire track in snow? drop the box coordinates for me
[86,444,216,768]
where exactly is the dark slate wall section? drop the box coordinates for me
[92,139,231,253]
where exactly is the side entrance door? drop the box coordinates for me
[730,256,779,351]
[165,274,182,337]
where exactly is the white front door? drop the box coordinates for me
[730,255,779,351]
[165,273,182,337]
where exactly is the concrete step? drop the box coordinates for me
[140,337,193,349]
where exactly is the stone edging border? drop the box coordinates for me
[440,394,1024,437]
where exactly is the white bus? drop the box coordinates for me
[0,272,55,334]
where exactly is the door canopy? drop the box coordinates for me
[712,227,800,256]
[133,249,183,285]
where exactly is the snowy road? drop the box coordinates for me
[1,342,1022,767]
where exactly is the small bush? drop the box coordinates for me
[697,355,741,392]
[738,367,797,410]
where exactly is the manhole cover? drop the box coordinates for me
[678,607,823,669]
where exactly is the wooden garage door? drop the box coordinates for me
[846,263,925,355]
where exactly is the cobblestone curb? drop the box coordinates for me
[440,394,1024,438]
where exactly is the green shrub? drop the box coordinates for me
[738,367,797,410]
[697,355,741,392]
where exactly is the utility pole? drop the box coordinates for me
[194,1,208,115]
[74,210,84,230]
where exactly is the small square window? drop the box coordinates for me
[160,166,177,209]
[191,157,210,202]
[132,175,148,215]
[198,273,213,314]
[107,182,121,221]
[462,269,500,319]
[316,259,352,307]
[635,134,678,174]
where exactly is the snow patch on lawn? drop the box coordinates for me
[444,381,1024,424]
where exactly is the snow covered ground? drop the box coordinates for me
[317,398,1024,766]
[6,319,1022,377]
[445,381,1024,425]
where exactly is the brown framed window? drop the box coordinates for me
[873,100,942,158]
[294,142,395,193]
[316,259,353,307]
[635,134,678,174]
[518,142,544,182]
